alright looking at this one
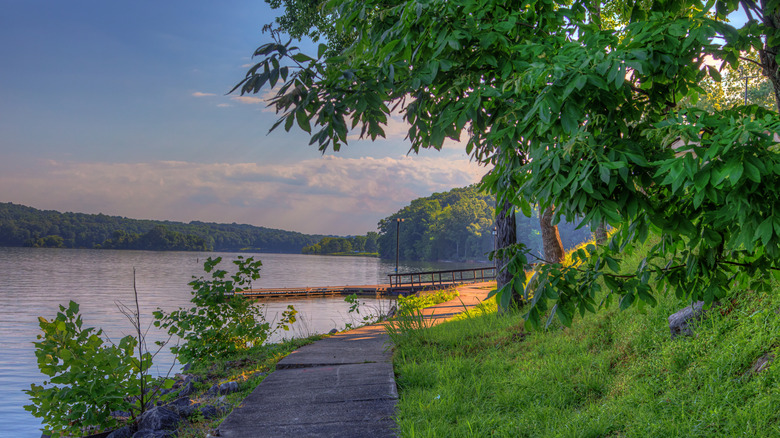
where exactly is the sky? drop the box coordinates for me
[0,0,486,235]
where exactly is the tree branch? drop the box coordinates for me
[739,56,763,69]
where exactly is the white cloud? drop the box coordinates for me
[192,91,216,97]
[216,103,232,108]
[230,96,265,104]
[2,156,488,235]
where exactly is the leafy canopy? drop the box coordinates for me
[238,0,780,327]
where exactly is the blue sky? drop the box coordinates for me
[0,1,484,235]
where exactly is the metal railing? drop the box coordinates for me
[388,267,496,289]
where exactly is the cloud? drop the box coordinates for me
[2,156,488,235]
[192,91,216,97]
[216,103,232,108]
[230,96,265,104]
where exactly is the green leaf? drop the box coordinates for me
[291,53,313,63]
[728,161,743,184]
[619,292,635,310]
[757,217,774,245]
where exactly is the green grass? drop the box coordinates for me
[398,288,459,315]
[392,242,780,437]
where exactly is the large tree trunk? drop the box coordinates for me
[540,206,565,263]
[594,222,608,245]
[759,2,780,111]
[496,201,518,307]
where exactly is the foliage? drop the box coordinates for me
[0,201,326,252]
[376,185,591,262]
[96,225,210,251]
[24,301,151,438]
[397,288,459,316]
[154,256,297,364]
[237,0,780,327]
[302,232,379,255]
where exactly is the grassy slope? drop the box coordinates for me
[392,241,780,437]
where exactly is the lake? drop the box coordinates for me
[0,246,485,437]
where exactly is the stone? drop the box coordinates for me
[164,397,193,415]
[748,353,776,375]
[200,405,221,419]
[137,407,181,432]
[208,383,220,395]
[110,410,132,420]
[668,301,717,339]
[181,363,192,372]
[177,381,195,398]
[219,381,239,395]
[106,426,134,438]
[132,430,174,438]
[328,328,338,334]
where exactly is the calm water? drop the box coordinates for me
[0,247,482,436]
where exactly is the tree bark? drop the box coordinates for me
[594,222,608,245]
[540,206,565,263]
[759,1,780,111]
[496,200,518,304]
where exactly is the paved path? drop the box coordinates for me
[217,282,495,438]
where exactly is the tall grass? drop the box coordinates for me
[392,237,780,437]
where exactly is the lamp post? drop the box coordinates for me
[740,66,759,105]
[395,218,404,273]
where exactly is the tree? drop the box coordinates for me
[238,0,780,328]
[540,206,565,264]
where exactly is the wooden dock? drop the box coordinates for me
[236,267,496,299]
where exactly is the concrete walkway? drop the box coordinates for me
[217,282,495,438]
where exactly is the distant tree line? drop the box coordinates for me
[0,202,326,252]
[302,233,379,255]
[94,226,210,251]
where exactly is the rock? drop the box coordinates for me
[106,426,134,438]
[164,397,192,414]
[132,430,174,438]
[137,407,181,432]
[165,396,202,418]
[200,405,221,419]
[181,363,192,372]
[218,381,239,395]
[668,301,717,339]
[386,305,397,319]
[177,381,195,398]
[110,410,132,420]
[747,353,776,375]
[208,383,219,395]
[328,328,338,334]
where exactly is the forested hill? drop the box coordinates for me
[374,185,594,262]
[0,202,326,252]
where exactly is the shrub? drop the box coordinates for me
[154,256,296,364]
[24,301,150,438]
